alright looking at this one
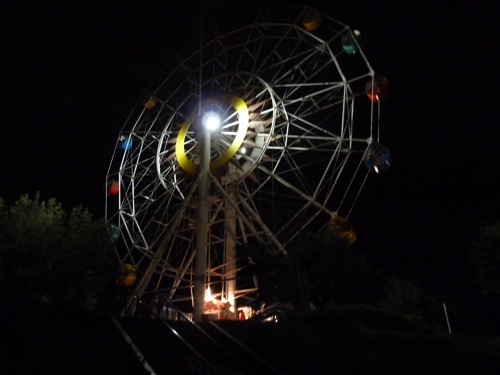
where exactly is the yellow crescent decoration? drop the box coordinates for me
[175,93,249,174]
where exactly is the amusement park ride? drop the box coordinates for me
[105,7,391,321]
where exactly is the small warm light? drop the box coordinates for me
[366,92,380,103]
[239,147,247,154]
[202,112,221,131]
[374,166,379,173]
[204,287,213,302]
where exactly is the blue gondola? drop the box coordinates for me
[341,30,362,54]
[119,135,132,150]
[364,143,391,173]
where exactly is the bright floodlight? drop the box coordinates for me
[202,112,221,131]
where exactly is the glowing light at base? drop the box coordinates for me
[204,287,213,302]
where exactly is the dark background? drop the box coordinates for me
[2,1,498,307]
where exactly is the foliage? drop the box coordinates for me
[237,243,292,305]
[471,221,500,297]
[297,305,432,334]
[237,231,381,312]
[375,275,450,332]
[463,220,500,334]
[287,231,380,310]
[0,198,6,288]
[0,193,114,307]
[15,193,65,265]
[1,193,65,292]
[379,275,425,315]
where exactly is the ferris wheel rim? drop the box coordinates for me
[105,7,386,309]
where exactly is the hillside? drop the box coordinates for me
[2,298,499,374]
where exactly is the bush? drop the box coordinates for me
[298,304,432,334]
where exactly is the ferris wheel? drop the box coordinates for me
[105,7,389,318]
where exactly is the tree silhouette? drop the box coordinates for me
[0,193,113,306]
[237,231,381,312]
[288,231,380,311]
[472,221,500,299]
[236,243,292,307]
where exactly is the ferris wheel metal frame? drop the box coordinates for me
[105,6,384,318]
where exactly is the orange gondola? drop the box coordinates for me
[366,75,390,103]
[106,179,119,196]
[115,263,137,287]
[328,216,356,244]
[301,10,322,31]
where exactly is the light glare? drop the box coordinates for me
[202,112,221,131]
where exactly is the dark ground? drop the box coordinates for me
[1,297,145,374]
[1,296,500,374]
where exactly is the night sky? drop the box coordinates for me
[2,1,498,299]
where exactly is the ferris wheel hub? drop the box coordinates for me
[175,93,249,174]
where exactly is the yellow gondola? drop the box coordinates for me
[301,10,322,32]
[115,263,137,287]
